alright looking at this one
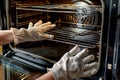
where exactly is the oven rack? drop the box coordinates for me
[16,9,101,30]
[17,22,101,31]
[16,4,102,14]
[46,28,100,47]
[17,12,43,18]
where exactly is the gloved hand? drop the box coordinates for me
[11,20,56,45]
[51,45,98,80]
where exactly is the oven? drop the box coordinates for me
[0,0,120,80]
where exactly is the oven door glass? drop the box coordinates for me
[0,55,45,80]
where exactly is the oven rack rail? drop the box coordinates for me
[16,4,102,14]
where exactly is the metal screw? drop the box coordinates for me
[113,4,116,7]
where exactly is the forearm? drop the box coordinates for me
[0,30,14,46]
[36,71,55,80]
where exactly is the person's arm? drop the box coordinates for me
[36,46,98,80]
[36,71,55,80]
[0,20,56,46]
[0,30,14,46]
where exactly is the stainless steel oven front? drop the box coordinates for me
[0,0,120,80]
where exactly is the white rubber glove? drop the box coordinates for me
[51,45,98,80]
[11,20,56,45]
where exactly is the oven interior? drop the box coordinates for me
[3,0,104,80]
